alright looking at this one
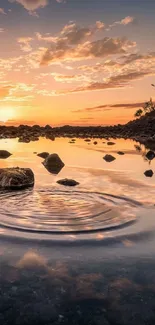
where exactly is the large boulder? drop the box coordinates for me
[43,154,65,174]
[0,167,34,190]
[0,150,12,159]
[57,178,79,186]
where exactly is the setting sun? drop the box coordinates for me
[0,108,14,123]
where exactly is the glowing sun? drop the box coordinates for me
[0,108,14,123]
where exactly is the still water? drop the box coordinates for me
[0,137,155,325]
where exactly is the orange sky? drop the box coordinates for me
[0,0,155,126]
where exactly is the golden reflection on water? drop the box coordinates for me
[0,137,154,234]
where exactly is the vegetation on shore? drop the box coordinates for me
[134,98,155,117]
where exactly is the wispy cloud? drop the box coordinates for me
[73,102,145,113]
[107,16,135,31]
[57,70,153,95]
[18,37,33,52]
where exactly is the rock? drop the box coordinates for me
[146,150,155,160]
[117,151,125,155]
[0,150,12,159]
[144,169,154,177]
[103,154,116,162]
[18,137,30,143]
[43,154,65,174]
[46,134,55,141]
[57,179,79,186]
[94,141,98,145]
[0,167,34,190]
[107,141,115,145]
[37,152,49,159]
[84,139,91,142]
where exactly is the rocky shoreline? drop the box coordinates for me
[0,111,155,147]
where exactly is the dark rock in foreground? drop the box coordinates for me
[94,141,98,145]
[146,150,155,161]
[103,154,116,162]
[0,150,12,159]
[37,152,49,159]
[0,167,34,190]
[57,179,79,186]
[43,154,65,175]
[144,170,154,177]
[107,142,115,145]
[117,151,125,155]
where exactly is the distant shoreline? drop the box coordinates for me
[0,111,155,149]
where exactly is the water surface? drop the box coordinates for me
[0,137,155,324]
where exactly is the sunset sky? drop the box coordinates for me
[0,0,155,126]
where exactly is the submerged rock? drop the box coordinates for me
[0,150,12,159]
[144,169,154,177]
[103,154,116,162]
[57,179,79,186]
[0,167,34,190]
[146,150,155,161]
[107,141,115,145]
[94,141,98,145]
[37,152,49,159]
[117,151,125,155]
[43,153,65,174]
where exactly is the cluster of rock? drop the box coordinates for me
[0,111,155,146]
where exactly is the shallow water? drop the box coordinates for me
[0,137,155,324]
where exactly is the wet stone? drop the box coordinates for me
[144,170,154,177]
[43,154,65,175]
[0,167,34,190]
[0,150,12,159]
[146,150,155,161]
[37,152,49,159]
[103,154,116,162]
[117,151,125,155]
[57,179,79,186]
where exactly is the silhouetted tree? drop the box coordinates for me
[134,109,143,117]
[134,97,155,118]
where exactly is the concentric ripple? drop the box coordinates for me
[0,189,138,234]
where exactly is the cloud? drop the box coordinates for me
[40,35,135,65]
[107,16,135,31]
[18,37,33,52]
[73,102,145,113]
[0,8,6,14]
[0,82,35,102]
[120,16,135,25]
[37,72,91,83]
[0,86,12,99]
[10,0,48,11]
[58,70,153,95]
[36,20,104,45]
